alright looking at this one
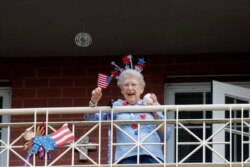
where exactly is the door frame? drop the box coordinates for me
[165,81,250,163]
[212,81,250,162]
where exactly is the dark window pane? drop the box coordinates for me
[205,92,212,119]
[175,92,212,162]
[226,96,248,104]
[176,92,204,119]
[236,99,248,104]
[225,96,235,104]
[176,93,203,105]
[206,92,212,104]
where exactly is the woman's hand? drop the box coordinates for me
[143,93,158,105]
[90,87,102,105]
[150,93,158,105]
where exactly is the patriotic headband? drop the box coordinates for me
[97,55,146,89]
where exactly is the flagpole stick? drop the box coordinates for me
[111,62,123,72]
[128,55,133,69]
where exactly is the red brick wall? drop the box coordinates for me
[1,54,249,108]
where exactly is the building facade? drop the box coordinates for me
[0,54,250,166]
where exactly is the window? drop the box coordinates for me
[0,88,11,166]
[165,82,250,163]
[165,83,211,163]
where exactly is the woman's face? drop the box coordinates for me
[120,75,144,104]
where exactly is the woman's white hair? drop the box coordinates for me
[117,69,145,88]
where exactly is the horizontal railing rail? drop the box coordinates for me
[0,104,249,167]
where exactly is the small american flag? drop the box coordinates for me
[50,123,75,147]
[98,73,112,89]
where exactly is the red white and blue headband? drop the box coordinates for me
[97,55,146,89]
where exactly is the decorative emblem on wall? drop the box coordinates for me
[78,136,97,161]
[75,32,92,47]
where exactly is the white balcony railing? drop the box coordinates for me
[0,104,250,167]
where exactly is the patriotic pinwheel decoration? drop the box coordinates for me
[23,123,75,167]
[134,58,146,72]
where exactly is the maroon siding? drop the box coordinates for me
[0,54,249,107]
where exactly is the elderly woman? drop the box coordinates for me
[86,69,171,164]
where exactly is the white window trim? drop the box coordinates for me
[0,87,11,167]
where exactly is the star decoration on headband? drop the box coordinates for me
[122,56,130,64]
[122,55,133,70]
[134,58,145,72]
[97,55,146,89]
[138,58,145,65]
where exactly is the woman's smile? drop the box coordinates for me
[121,75,144,104]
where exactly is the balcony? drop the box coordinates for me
[0,104,250,167]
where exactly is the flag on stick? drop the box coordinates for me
[98,73,112,89]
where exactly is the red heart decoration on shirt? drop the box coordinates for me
[131,124,138,129]
[122,101,129,106]
[140,114,146,119]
